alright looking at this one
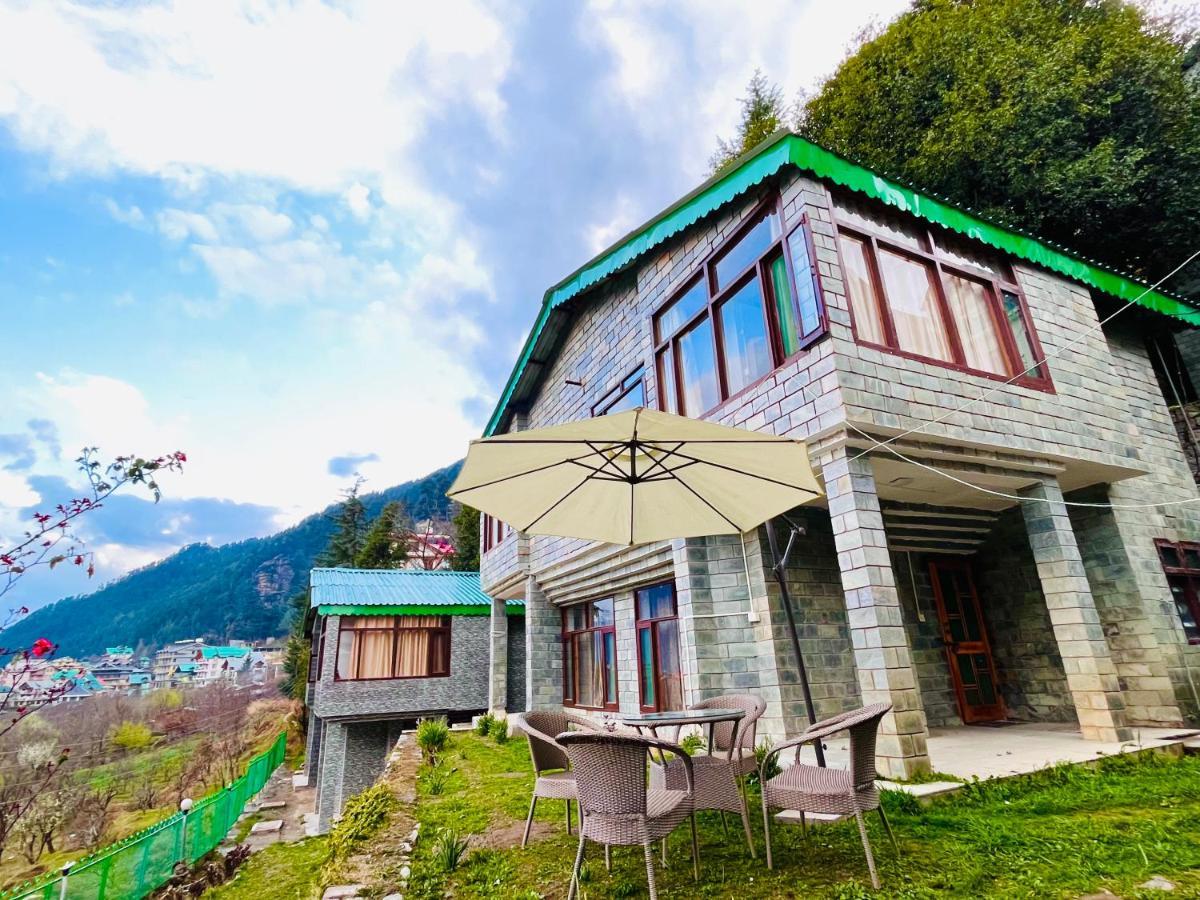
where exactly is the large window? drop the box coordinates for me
[482,514,510,553]
[635,583,683,712]
[654,199,825,417]
[833,193,1051,389]
[592,366,646,416]
[1157,540,1200,644]
[562,598,618,710]
[335,616,451,680]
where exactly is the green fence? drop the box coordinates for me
[3,731,287,900]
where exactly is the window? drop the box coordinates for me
[832,193,1051,389]
[482,514,510,553]
[335,616,451,680]
[653,199,826,417]
[592,366,647,416]
[308,617,323,683]
[635,582,683,712]
[562,598,618,710]
[1156,540,1200,644]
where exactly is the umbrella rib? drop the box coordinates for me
[447,448,617,496]
[523,469,595,534]
[585,440,632,481]
[650,445,824,495]
[635,442,685,481]
[665,466,744,533]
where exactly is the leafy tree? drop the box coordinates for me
[281,589,311,705]
[710,70,791,174]
[354,501,411,569]
[450,504,480,571]
[317,478,368,568]
[799,0,1200,292]
[109,721,153,752]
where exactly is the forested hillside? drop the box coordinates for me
[0,462,461,658]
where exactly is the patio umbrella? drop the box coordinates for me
[449,407,830,762]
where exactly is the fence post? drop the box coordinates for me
[178,798,193,864]
[57,861,72,900]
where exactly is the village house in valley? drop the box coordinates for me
[478,132,1200,779]
[305,568,525,830]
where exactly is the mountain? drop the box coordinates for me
[0,462,462,659]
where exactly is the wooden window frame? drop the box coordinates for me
[651,196,828,418]
[831,194,1053,393]
[635,582,682,713]
[481,514,510,553]
[310,616,325,683]
[561,598,619,711]
[1156,539,1200,644]
[591,366,647,416]
[334,615,452,681]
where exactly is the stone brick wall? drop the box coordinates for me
[315,718,406,832]
[506,616,526,712]
[891,552,959,728]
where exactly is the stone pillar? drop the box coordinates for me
[488,596,509,715]
[316,721,347,833]
[1020,478,1132,742]
[824,447,931,779]
[524,576,562,710]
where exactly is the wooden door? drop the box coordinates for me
[928,558,1007,724]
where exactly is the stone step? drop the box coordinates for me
[774,810,846,827]
[249,819,283,834]
[876,779,965,804]
[1182,739,1200,756]
[322,885,364,899]
[258,800,287,810]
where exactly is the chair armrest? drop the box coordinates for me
[638,736,696,797]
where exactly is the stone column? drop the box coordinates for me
[524,576,562,710]
[824,447,931,779]
[488,596,509,715]
[1020,478,1132,742]
[315,721,347,833]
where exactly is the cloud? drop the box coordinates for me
[102,197,145,227]
[343,184,372,222]
[327,453,381,477]
[0,434,35,471]
[157,209,219,243]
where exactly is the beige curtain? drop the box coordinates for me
[838,234,887,346]
[944,274,1008,375]
[877,248,953,361]
[396,616,443,677]
[356,616,395,679]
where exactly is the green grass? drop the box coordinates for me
[407,734,1200,899]
[204,836,328,900]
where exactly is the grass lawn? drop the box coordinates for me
[407,732,1200,899]
[204,836,328,900]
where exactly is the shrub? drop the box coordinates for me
[678,733,705,757]
[327,783,396,861]
[110,721,153,752]
[433,828,470,872]
[747,737,781,786]
[488,717,509,744]
[420,764,456,796]
[474,713,496,736]
[416,717,450,765]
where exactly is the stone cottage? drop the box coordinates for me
[478,131,1200,779]
[305,568,524,830]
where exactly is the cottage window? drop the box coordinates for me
[1156,540,1200,644]
[653,199,826,417]
[335,615,451,680]
[562,598,618,710]
[635,582,682,712]
[833,193,1051,389]
[481,514,510,553]
[592,367,646,416]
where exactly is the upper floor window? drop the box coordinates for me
[562,598,618,710]
[592,366,646,416]
[653,198,825,417]
[833,193,1051,390]
[482,514,510,553]
[1156,539,1200,644]
[335,615,451,680]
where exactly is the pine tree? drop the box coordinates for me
[709,70,790,174]
[317,478,368,568]
[354,501,411,569]
[280,589,311,706]
[450,504,480,571]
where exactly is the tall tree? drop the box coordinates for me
[710,70,790,174]
[450,504,480,571]
[317,478,368,568]
[800,0,1200,293]
[354,501,411,569]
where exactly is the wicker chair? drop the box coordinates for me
[558,731,699,900]
[696,693,767,777]
[759,703,897,889]
[510,710,601,848]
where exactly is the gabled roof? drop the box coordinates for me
[485,131,1200,437]
[309,568,522,616]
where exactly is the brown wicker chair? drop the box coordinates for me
[696,693,767,776]
[559,731,699,900]
[760,703,897,889]
[510,710,601,848]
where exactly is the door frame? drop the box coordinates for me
[927,556,1007,724]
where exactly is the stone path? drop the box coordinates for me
[222,765,316,854]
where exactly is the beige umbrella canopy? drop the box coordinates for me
[447,407,822,546]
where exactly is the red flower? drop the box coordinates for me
[31,638,54,658]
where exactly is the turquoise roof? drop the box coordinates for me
[309,568,520,614]
[176,662,198,673]
[129,672,151,684]
[200,646,250,659]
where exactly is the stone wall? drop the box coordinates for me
[891,552,959,728]
[315,718,406,832]
[506,616,526,712]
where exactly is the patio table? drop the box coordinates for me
[620,708,756,858]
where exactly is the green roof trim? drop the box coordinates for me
[484,132,1199,437]
[316,603,524,617]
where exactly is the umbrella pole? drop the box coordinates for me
[765,519,827,768]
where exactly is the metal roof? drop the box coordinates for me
[484,130,1200,437]
[309,568,520,615]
